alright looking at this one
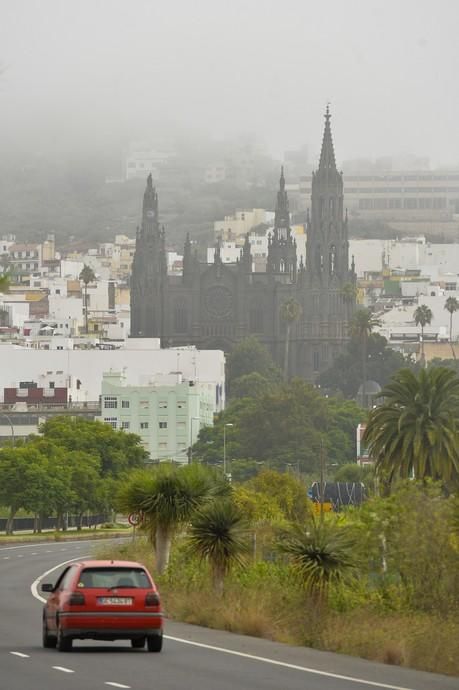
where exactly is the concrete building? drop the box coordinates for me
[0,339,225,410]
[213,209,268,241]
[101,370,216,462]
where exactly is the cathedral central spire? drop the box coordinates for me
[318,104,337,172]
[142,173,159,231]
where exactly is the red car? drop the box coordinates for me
[41,560,164,652]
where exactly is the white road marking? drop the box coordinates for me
[10,652,30,658]
[17,554,24,558]
[0,538,118,552]
[60,548,67,551]
[105,683,131,689]
[31,552,38,555]
[52,666,74,673]
[31,556,91,603]
[3,556,10,559]
[164,636,416,690]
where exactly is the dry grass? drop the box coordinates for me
[94,537,459,677]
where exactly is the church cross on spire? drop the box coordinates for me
[318,104,337,172]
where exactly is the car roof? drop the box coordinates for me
[75,560,148,569]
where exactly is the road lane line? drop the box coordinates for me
[105,683,131,688]
[164,636,416,690]
[31,556,91,603]
[3,556,10,559]
[10,652,30,658]
[31,552,38,555]
[0,539,121,552]
[52,666,74,673]
[17,554,24,557]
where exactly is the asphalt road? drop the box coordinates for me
[0,540,457,690]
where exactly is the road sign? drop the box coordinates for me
[128,512,142,527]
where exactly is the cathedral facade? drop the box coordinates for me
[130,110,356,381]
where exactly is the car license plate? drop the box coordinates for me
[97,597,133,605]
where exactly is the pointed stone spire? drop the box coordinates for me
[318,104,337,172]
[275,166,289,228]
[142,174,159,231]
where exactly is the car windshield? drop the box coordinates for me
[77,567,151,589]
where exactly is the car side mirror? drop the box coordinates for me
[41,583,54,592]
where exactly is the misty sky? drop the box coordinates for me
[1,0,458,167]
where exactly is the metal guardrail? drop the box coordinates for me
[0,513,110,533]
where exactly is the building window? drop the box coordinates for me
[140,422,149,430]
[104,396,118,409]
[159,401,168,409]
[159,421,168,429]
[177,401,186,409]
[121,400,130,408]
[159,442,167,449]
[313,351,320,372]
[49,381,55,389]
[139,400,149,409]
[104,417,117,429]
[121,421,130,430]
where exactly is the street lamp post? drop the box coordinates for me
[0,413,15,446]
[223,423,233,478]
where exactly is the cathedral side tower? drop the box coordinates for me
[130,174,168,337]
[267,167,297,282]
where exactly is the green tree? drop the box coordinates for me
[226,336,281,394]
[229,372,275,400]
[39,417,147,476]
[0,446,48,533]
[414,304,433,365]
[187,499,250,594]
[0,273,9,293]
[280,298,302,382]
[319,332,413,399]
[117,463,228,573]
[79,264,96,334]
[349,308,381,408]
[444,296,459,360]
[363,367,459,485]
[278,518,357,601]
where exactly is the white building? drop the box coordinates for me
[101,370,216,462]
[0,339,225,409]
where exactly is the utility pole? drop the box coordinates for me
[319,437,326,522]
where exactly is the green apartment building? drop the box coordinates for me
[101,370,216,463]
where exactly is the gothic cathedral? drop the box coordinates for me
[130,109,356,380]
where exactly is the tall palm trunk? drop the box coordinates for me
[155,524,173,574]
[283,322,291,382]
[420,325,425,366]
[84,284,89,334]
[362,333,368,408]
[450,312,456,360]
[6,506,17,535]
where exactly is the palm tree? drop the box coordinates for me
[118,463,228,574]
[349,308,381,408]
[341,282,357,318]
[79,264,96,334]
[414,304,433,365]
[444,297,459,360]
[278,517,357,602]
[187,499,250,595]
[363,367,459,485]
[280,298,302,381]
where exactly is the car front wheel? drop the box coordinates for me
[56,623,72,652]
[42,617,57,649]
[146,633,163,652]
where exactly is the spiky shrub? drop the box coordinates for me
[278,518,357,603]
[117,463,230,574]
[187,499,250,595]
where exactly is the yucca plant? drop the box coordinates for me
[187,499,250,595]
[117,463,229,573]
[278,517,357,602]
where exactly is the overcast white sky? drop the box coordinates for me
[1,0,458,166]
